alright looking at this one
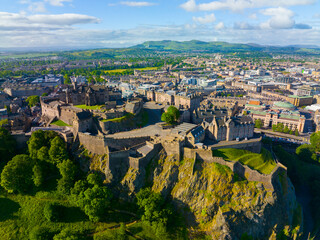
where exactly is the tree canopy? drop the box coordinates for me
[161,106,180,125]
[26,95,40,107]
[1,154,34,193]
[0,127,16,162]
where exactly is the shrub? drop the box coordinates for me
[29,226,53,240]
[43,202,62,222]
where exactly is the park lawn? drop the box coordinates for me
[51,120,71,127]
[75,105,104,110]
[104,67,158,74]
[212,148,276,175]
[0,191,136,240]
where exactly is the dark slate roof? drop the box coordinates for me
[190,126,204,137]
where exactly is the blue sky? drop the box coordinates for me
[0,0,320,48]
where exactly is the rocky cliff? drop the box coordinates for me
[93,148,300,239]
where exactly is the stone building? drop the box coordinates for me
[146,90,202,111]
[249,102,306,132]
[203,116,254,142]
[41,97,94,134]
[286,95,313,107]
[65,84,122,106]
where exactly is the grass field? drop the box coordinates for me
[75,105,104,110]
[0,53,57,59]
[212,148,276,174]
[101,113,134,123]
[0,191,156,240]
[50,120,71,127]
[104,67,158,74]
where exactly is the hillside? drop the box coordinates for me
[131,40,320,55]
[113,148,301,239]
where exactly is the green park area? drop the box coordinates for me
[104,67,158,74]
[212,148,276,174]
[75,105,104,110]
[51,120,71,127]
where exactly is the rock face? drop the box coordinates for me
[95,149,299,239]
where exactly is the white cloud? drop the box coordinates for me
[0,12,100,32]
[180,0,315,12]
[261,7,295,29]
[120,1,156,7]
[23,1,46,13]
[45,0,72,7]
[193,13,216,24]
[249,13,257,20]
[180,0,197,12]
[215,22,225,30]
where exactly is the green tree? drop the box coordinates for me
[37,146,49,162]
[48,136,68,164]
[44,202,61,222]
[276,123,284,132]
[295,129,299,136]
[161,106,180,124]
[1,155,34,193]
[296,145,313,162]
[254,119,262,129]
[32,164,44,188]
[0,127,16,162]
[57,160,77,194]
[71,174,112,222]
[64,74,71,85]
[136,188,173,236]
[272,125,277,132]
[53,228,78,240]
[310,132,320,152]
[29,226,53,240]
[26,95,40,107]
[284,125,290,134]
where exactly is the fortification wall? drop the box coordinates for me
[78,133,107,155]
[104,136,150,151]
[184,147,283,191]
[162,140,182,158]
[210,139,261,153]
[107,150,130,171]
[129,143,162,170]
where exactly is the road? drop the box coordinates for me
[143,102,163,126]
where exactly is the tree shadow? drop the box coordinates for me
[128,226,143,235]
[59,206,88,223]
[0,198,20,221]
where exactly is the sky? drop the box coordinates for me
[0,0,320,49]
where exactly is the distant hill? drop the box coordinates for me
[131,40,320,55]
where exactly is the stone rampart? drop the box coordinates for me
[210,138,262,153]
[104,136,150,151]
[129,143,162,170]
[78,133,107,155]
[184,147,284,191]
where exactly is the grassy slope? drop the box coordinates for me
[51,120,71,127]
[0,190,158,240]
[104,67,158,73]
[75,105,104,110]
[212,148,276,174]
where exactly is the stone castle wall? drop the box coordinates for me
[129,143,162,170]
[104,136,150,151]
[184,147,284,191]
[78,133,107,155]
